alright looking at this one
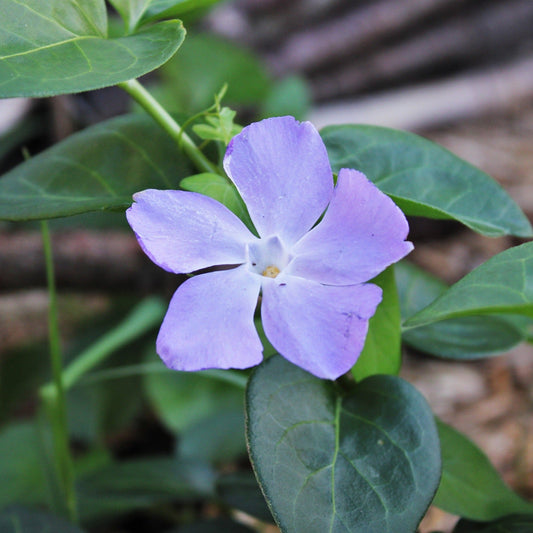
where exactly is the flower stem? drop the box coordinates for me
[39,221,77,523]
[118,78,220,175]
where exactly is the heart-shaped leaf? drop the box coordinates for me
[404,242,533,328]
[0,0,185,97]
[321,125,532,238]
[246,355,441,533]
[0,113,193,221]
[396,262,526,358]
[435,420,533,520]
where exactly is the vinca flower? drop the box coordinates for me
[127,116,413,379]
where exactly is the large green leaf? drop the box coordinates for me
[0,506,85,533]
[405,242,533,328]
[351,266,402,381]
[396,262,526,358]
[246,355,441,533]
[434,420,533,520]
[0,0,185,98]
[0,113,193,221]
[453,515,533,533]
[321,125,532,238]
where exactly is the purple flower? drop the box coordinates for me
[127,116,413,380]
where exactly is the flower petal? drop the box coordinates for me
[261,274,382,380]
[223,116,333,245]
[288,169,413,285]
[126,189,256,274]
[157,266,263,371]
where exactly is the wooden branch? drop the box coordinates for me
[312,0,533,99]
[264,0,465,75]
[309,55,533,131]
[0,230,175,291]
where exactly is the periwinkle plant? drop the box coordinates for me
[0,1,532,532]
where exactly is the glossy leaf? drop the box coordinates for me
[144,354,245,434]
[405,242,533,328]
[321,125,532,238]
[453,515,533,533]
[0,114,193,221]
[0,506,85,533]
[246,355,441,533]
[0,0,185,97]
[396,262,526,358]
[351,266,402,381]
[434,420,533,520]
[180,173,254,232]
[77,457,214,521]
[216,471,274,523]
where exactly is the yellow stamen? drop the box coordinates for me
[262,265,280,278]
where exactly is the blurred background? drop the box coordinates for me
[1,1,533,531]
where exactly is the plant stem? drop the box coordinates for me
[40,221,77,523]
[40,298,165,401]
[118,78,220,175]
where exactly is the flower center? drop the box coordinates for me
[262,265,280,278]
[247,236,291,278]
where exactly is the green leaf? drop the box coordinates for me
[0,0,185,98]
[246,355,441,533]
[77,457,214,521]
[144,353,245,434]
[0,506,85,533]
[158,34,271,113]
[216,471,274,523]
[396,262,526,358]
[321,125,532,238]
[351,266,401,381]
[434,419,533,520]
[0,422,48,509]
[404,242,533,328]
[0,113,193,221]
[453,515,533,533]
[180,173,254,232]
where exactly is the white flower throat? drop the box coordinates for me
[247,236,292,279]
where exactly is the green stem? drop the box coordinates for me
[40,221,77,523]
[41,298,165,400]
[118,78,219,175]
